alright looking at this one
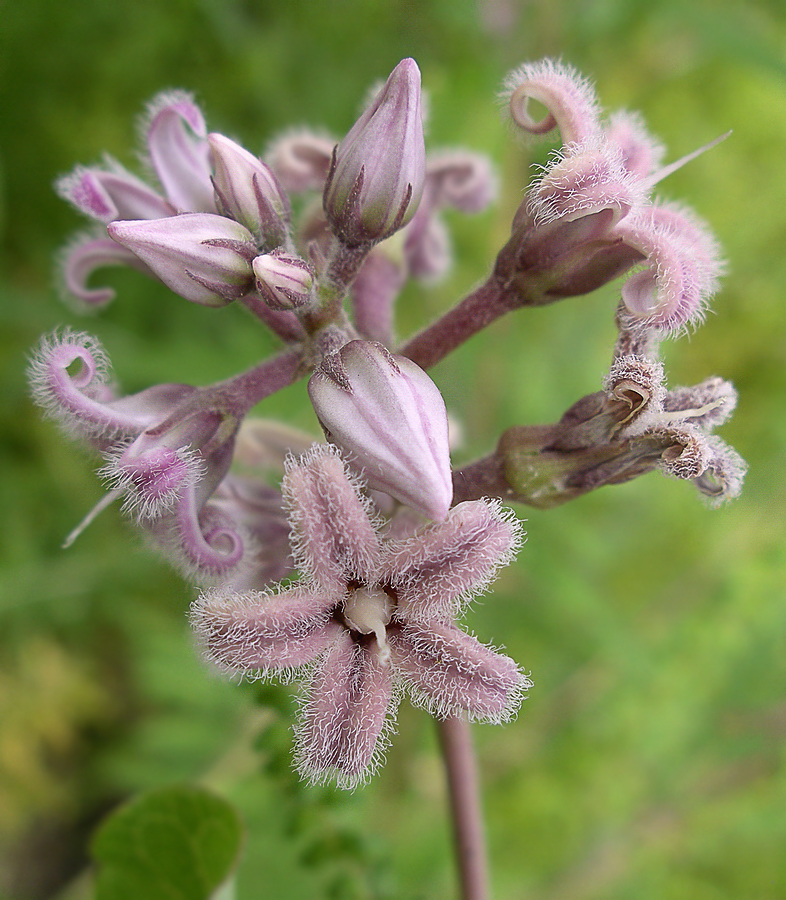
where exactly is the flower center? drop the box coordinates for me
[342,586,392,663]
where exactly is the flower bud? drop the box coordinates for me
[308,340,452,521]
[208,133,290,245]
[108,213,256,306]
[323,58,425,246]
[101,407,220,520]
[252,250,314,311]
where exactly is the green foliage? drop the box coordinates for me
[91,786,243,900]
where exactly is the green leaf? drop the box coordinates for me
[91,784,244,900]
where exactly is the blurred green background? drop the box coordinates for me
[1,0,785,897]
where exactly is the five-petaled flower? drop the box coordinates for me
[191,443,529,788]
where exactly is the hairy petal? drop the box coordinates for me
[28,330,156,440]
[58,234,153,310]
[191,585,340,678]
[143,90,215,213]
[390,620,529,723]
[385,500,524,621]
[294,631,395,788]
[503,58,601,148]
[56,161,173,223]
[616,203,723,332]
[662,376,738,431]
[282,444,381,588]
[605,110,665,178]
[693,435,747,506]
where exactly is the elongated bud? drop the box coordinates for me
[252,250,314,310]
[308,340,452,520]
[324,58,425,246]
[108,213,256,306]
[208,133,290,245]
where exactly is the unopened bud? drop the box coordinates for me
[108,213,256,306]
[252,250,314,310]
[208,133,290,245]
[324,59,425,246]
[308,340,452,520]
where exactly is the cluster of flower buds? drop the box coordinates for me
[496,59,724,333]
[31,56,744,786]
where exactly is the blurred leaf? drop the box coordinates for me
[91,785,243,900]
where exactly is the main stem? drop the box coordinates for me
[438,715,490,900]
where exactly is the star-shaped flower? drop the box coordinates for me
[191,443,529,788]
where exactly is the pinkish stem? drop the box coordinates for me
[437,715,491,900]
[399,277,514,370]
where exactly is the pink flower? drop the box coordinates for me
[191,444,528,788]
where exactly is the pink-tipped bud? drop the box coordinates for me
[208,133,290,245]
[100,408,221,520]
[252,250,314,311]
[108,213,256,306]
[308,341,452,521]
[323,59,426,246]
[56,162,173,224]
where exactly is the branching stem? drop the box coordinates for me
[399,277,515,370]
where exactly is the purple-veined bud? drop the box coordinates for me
[308,340,452,521]
[323,58,426,246]
[252,250,314,311]
[143,91,216,213]
[108,213,256,306]
[208,133,290,245]
[503,58,601,149]
[56,161,174,224]
[266,130,336,193]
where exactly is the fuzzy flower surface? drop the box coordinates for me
[192,444,528,788]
